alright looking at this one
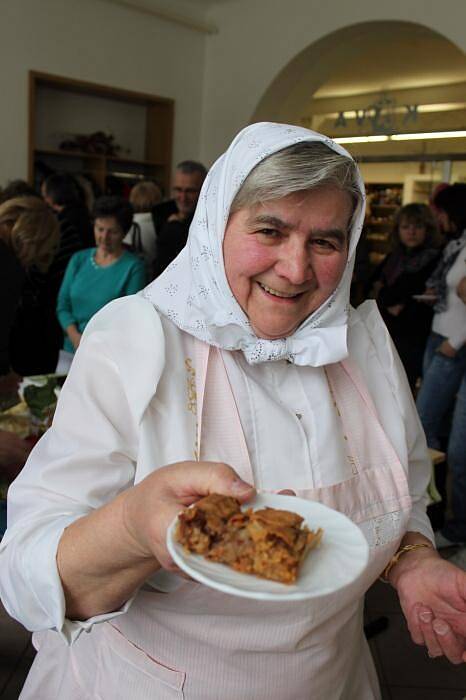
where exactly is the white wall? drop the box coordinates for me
[201,0,466,163]
[0,0,206,184]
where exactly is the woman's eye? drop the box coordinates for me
[312,238,336,250]
[257,228,281,240]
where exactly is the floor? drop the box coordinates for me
[1,573,466,699]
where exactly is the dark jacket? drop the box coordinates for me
[153,214,193,278]
[374,249,441,389]
[60,204,94,249]
[151,200,178,235]
[0,242,25,375]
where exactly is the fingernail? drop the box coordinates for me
[433,619,449,636]
[231,479,253,493]
[419,611,433,623]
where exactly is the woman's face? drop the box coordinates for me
[223,186,352,340]
[398,217,426,248]
[94,217,124,255]
[436,209,456,236]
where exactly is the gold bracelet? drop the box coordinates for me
[380,543,432,583]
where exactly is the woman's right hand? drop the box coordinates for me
[58,461,255,620]
[121,461,255,571]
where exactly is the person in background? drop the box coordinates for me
[445,336,466,567]
[42,172,94,249]
[38,175,90,364]
[0,196,59,477]
[0,179,39,203]
[152,160,207,277]
[371,203,441,392]
[436,274,466,569]
[429,182,450,231]
[0,196,60,377]
[56,196,146,355]
[416,184,466,550]
[124,180,162,274]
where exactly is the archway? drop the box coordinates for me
[252,21,466,126]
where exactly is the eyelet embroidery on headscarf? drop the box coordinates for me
[164,283,178,296]
[167,310,180,324]
[142,122,366,368]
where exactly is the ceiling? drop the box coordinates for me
[314,25,466,98]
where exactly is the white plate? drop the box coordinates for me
[412,294,437,301]
[166,493,369,601]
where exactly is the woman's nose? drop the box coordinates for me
[275,247,311,285]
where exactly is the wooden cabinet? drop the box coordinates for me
[29,72,174,197]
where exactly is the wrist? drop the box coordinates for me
[387,543,438,589]
[118,487,159,563]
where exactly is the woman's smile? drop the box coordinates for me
[256,280,305,301]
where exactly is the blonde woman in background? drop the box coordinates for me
[0,196,59,480]
[125,180,162,275]
[0,195,60,378]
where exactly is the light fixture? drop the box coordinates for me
[391,130,466,140]
[333,135,389,144]
[334,130,466,144]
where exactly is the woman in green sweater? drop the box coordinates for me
[57,196,146,354]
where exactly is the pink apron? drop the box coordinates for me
[22,343,412,700]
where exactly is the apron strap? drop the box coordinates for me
[194,339,253,484]
[326,359,405,473]
[194,338,210,458]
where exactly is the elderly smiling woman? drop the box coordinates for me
[1,123,465,700]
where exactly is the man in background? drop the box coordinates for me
[42,173,94,251]
[152,160,206,277]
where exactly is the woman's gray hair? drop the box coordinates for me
[230,141,361,214]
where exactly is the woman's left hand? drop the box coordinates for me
[394,551,466,664]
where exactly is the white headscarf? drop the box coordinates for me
[143,122,366,366]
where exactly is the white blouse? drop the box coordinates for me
[0,294,433,645]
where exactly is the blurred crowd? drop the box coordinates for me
[354,184,466,564]
[0,162,206,487]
